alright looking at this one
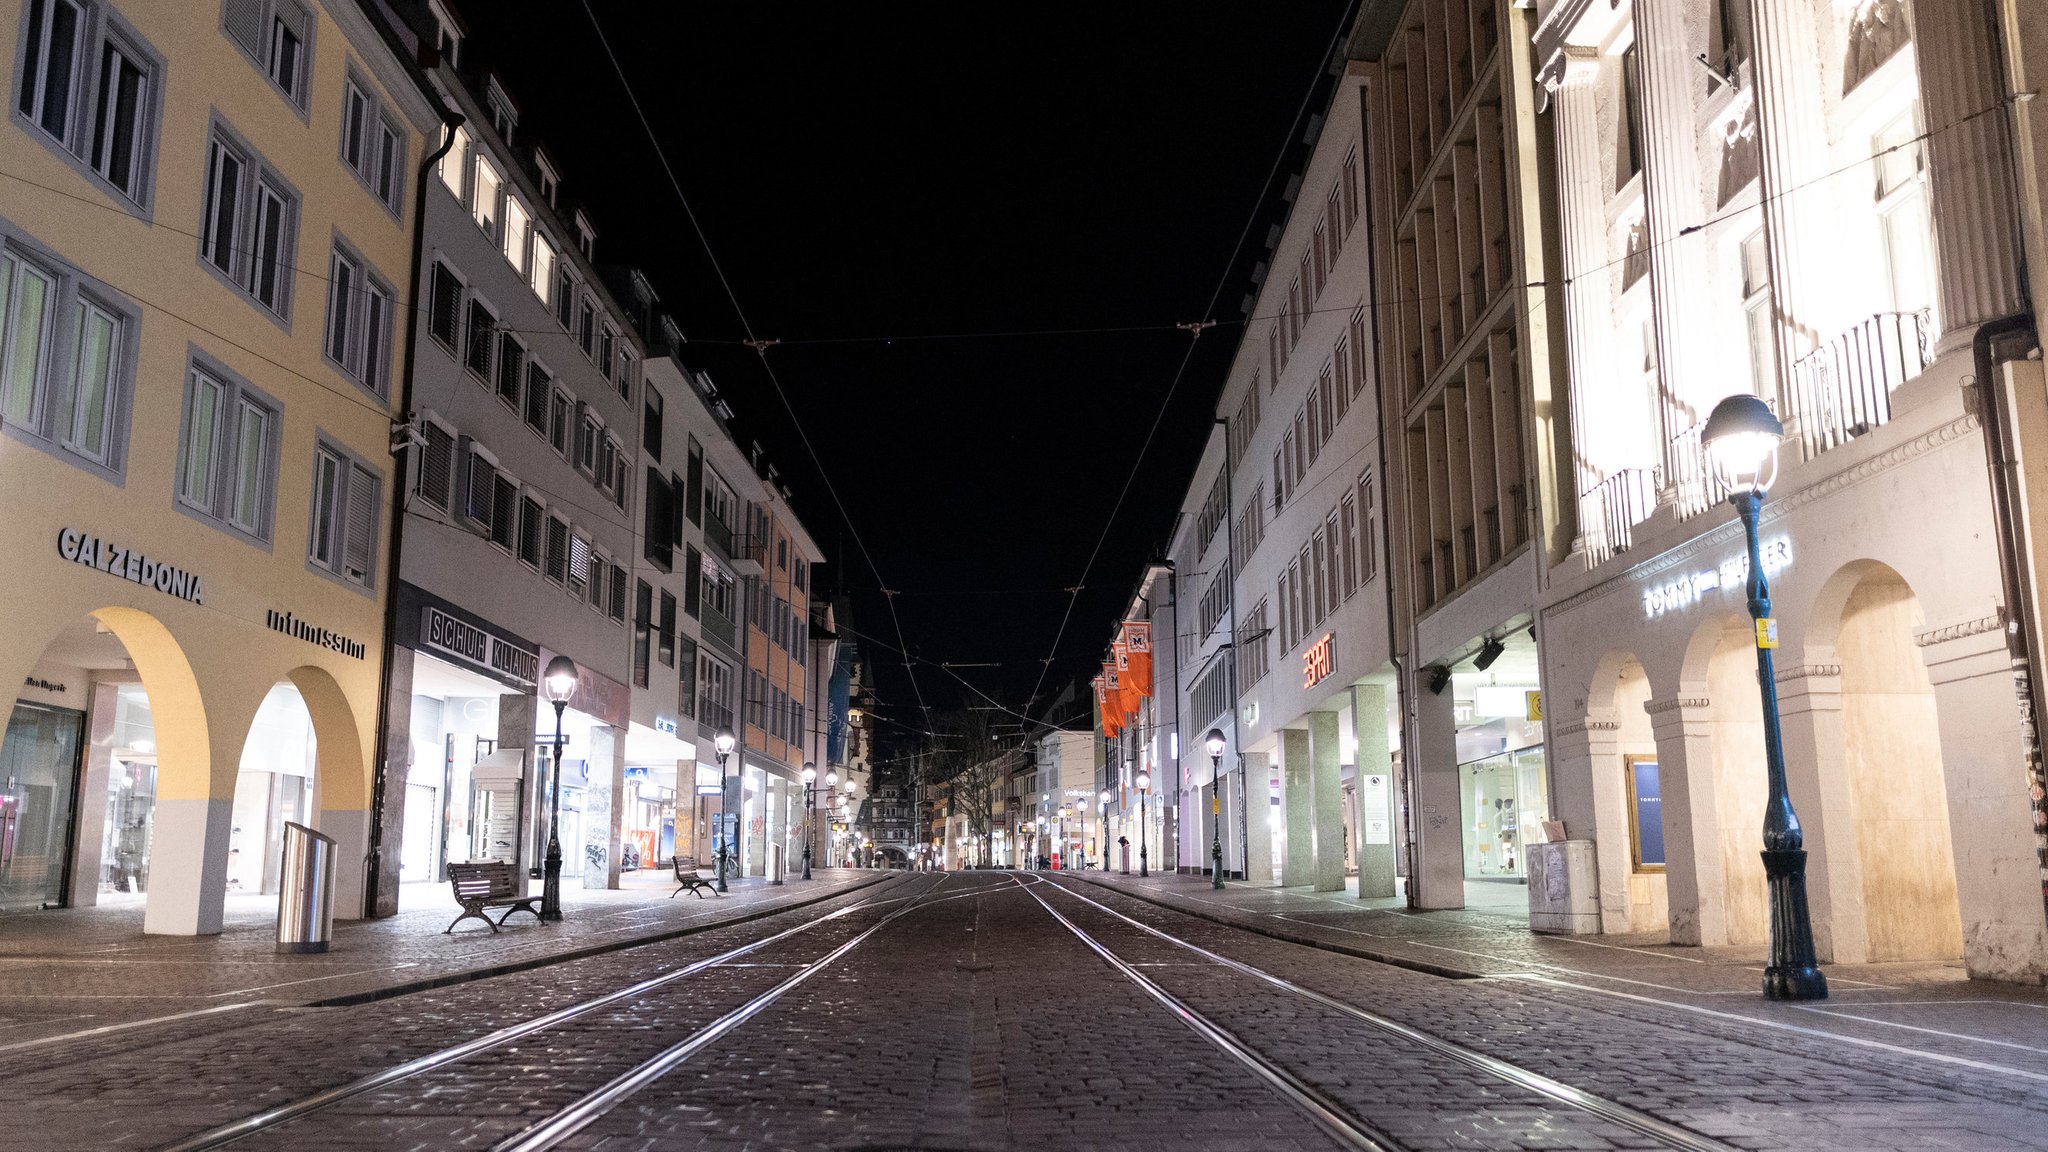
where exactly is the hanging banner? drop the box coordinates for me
[1101,665,1124,737]
[1123,620,1154,698]
[1113,641,1139,719]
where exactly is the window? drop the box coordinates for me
[460,439,495,528]
[496,333,524,406]
[223,0,309,107]
[609,565,627,623]
[577,299,595,355]
[463,297,495,381]
[554,269,575,329]
[1620,46,1643,184]
[517,493,542,567]
[544,514,568,583]
[586,552,607,612]
[567,532,589,599]
[471,153,502,240]
[643,390,663,461]
[684,544,702,618]
[427,260,460,350]
[1874,110,1935,325]
[1739,230,1775,399]
[412,418,452,511]
[678,637,698,719]
[549,386,570,455]
[2,244,133,473]
[200,126,295,319]
[501,195,529,275]
[338,73,403,213]
[89,34,149,199]
[658,591,676,668]
[490,472,517,551]
[1356,469,1378,584]
[643,467,673,570]
[323,244,393,394]
[529,233,555,304]
[20,2,162,206]
[632,579,652,688]
[176,362,276,540]
[435,123,468,199]
[19,0,82,141]
[308,440,379,588]
[575,405,598,474]
[518,360,547,431]
[598,322,616,372]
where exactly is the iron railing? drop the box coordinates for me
[1786,309,1932,459]
[1580,467,1660,566]
[1670,420,1734,521]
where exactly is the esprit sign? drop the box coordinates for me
[1302,632,1336,689]
[57,528,203,604]
[421,607,539,689]
[1642,536,1792,619]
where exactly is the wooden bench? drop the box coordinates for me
[445,860,544,933]
[671,854,719,898]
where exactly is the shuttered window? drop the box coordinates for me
[462,443,494,526]
[414,420,454,511]
[517,495,542,567]
[684,544,702,618]
[490,474,517,550]
[544,515,568,583]
[609,565,627,623]
[523,362,549,432]
[428,261,460,350]
[308,441,379,588]
[496,334,524,405]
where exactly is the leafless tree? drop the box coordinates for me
[923,710,1011,866]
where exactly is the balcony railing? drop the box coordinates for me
[1580,467,1659,566]
[1670,420,1735,521]
[704,512,735,558]
[1786,309,1932,460]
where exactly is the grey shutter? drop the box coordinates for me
[342,462,378,584]
[223,0,266,58]
[462,444,495,525]
[491,475,517,548]
[685,437,703,525]
[684,545,702,618]
[609,565,627,621]
[417,423,454,510]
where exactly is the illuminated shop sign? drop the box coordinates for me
[1302,632,1336,689]
[1641,536,1792,619]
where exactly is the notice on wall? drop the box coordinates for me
[1360,773,1392,845]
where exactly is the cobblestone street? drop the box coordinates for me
[0,870,2044,1151]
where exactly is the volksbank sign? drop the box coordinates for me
[421,607,539,689]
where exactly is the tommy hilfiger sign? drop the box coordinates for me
[267,610,366,660]
[421,606,539,689]
[57,528,203,604]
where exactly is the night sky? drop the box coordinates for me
[463,2,1355,747]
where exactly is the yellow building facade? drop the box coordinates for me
[0,0,438,933]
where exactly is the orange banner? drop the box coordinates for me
[1122,620,1153,698]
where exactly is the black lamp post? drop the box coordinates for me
[1136,770,1151,878]
[801,763,816,880]
[1058,806,1070,869]
[1703,393,1828,1002]
[539,656,577,923]
[713,725,736,894]
[1205,728,1227,889]
[1097,790,1110,870]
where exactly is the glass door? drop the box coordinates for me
[0,702,84,909]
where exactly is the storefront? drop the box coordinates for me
[1453,712,1547,880]
[0,686,85,911]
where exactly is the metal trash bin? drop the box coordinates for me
[768,842,786,885]
[276,821,338,954]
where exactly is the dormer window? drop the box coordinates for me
[534,149,560,208]
[575,212,596,260]
[426,0,461,70]
[485,76,517,146]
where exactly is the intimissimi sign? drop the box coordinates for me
[267,610,366,660]
[57,528,203,604]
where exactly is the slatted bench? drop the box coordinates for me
[671,854,719,898]
[445,860,544,933]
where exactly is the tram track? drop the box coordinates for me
[156,872,1014,1152]
[1030,875,1743,1152]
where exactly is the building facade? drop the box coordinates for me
[1,0,437,933]
[372,2,644,912]
[1527,0,2048,981]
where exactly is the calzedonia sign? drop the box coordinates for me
[57,528,203,604]
[421,607,539,689]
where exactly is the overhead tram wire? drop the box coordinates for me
[576,0,933,726]
[1023,0,1363,714]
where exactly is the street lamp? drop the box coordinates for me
[1136,770,1151,878]
[713,725,736,894]
[539,655,577,923]
[1205,728,1227,889]
[1703,393,1827,1002]
[801,764,816,881]
[1097,790,1110,871]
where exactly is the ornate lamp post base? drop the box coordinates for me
[540,830,563,923]
[1762,848,1828,1000]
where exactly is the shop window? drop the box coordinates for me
[1627,755,1665,870]
[177,359,278,542]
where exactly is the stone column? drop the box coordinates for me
[1242,752,1274,884]
[1746,0,1841,402]
[1919,619,2048,982]
[1911,0,2026,336]
[1635,0,1717,473]
[1308,711,1345,892]
[1774,662,1865,963]
[1351,684,1397,898]
[1646,693,1726,945]
[67,681,119,909]
[498,691,539,896]
[1410,666,1466,910]
[582,724,622,889]
[1281,728,1312,886]
[1547,48,1615,523]
[1550,711,1631,933]
[365,646,416,917]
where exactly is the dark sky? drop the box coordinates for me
[463,2,1354,747]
